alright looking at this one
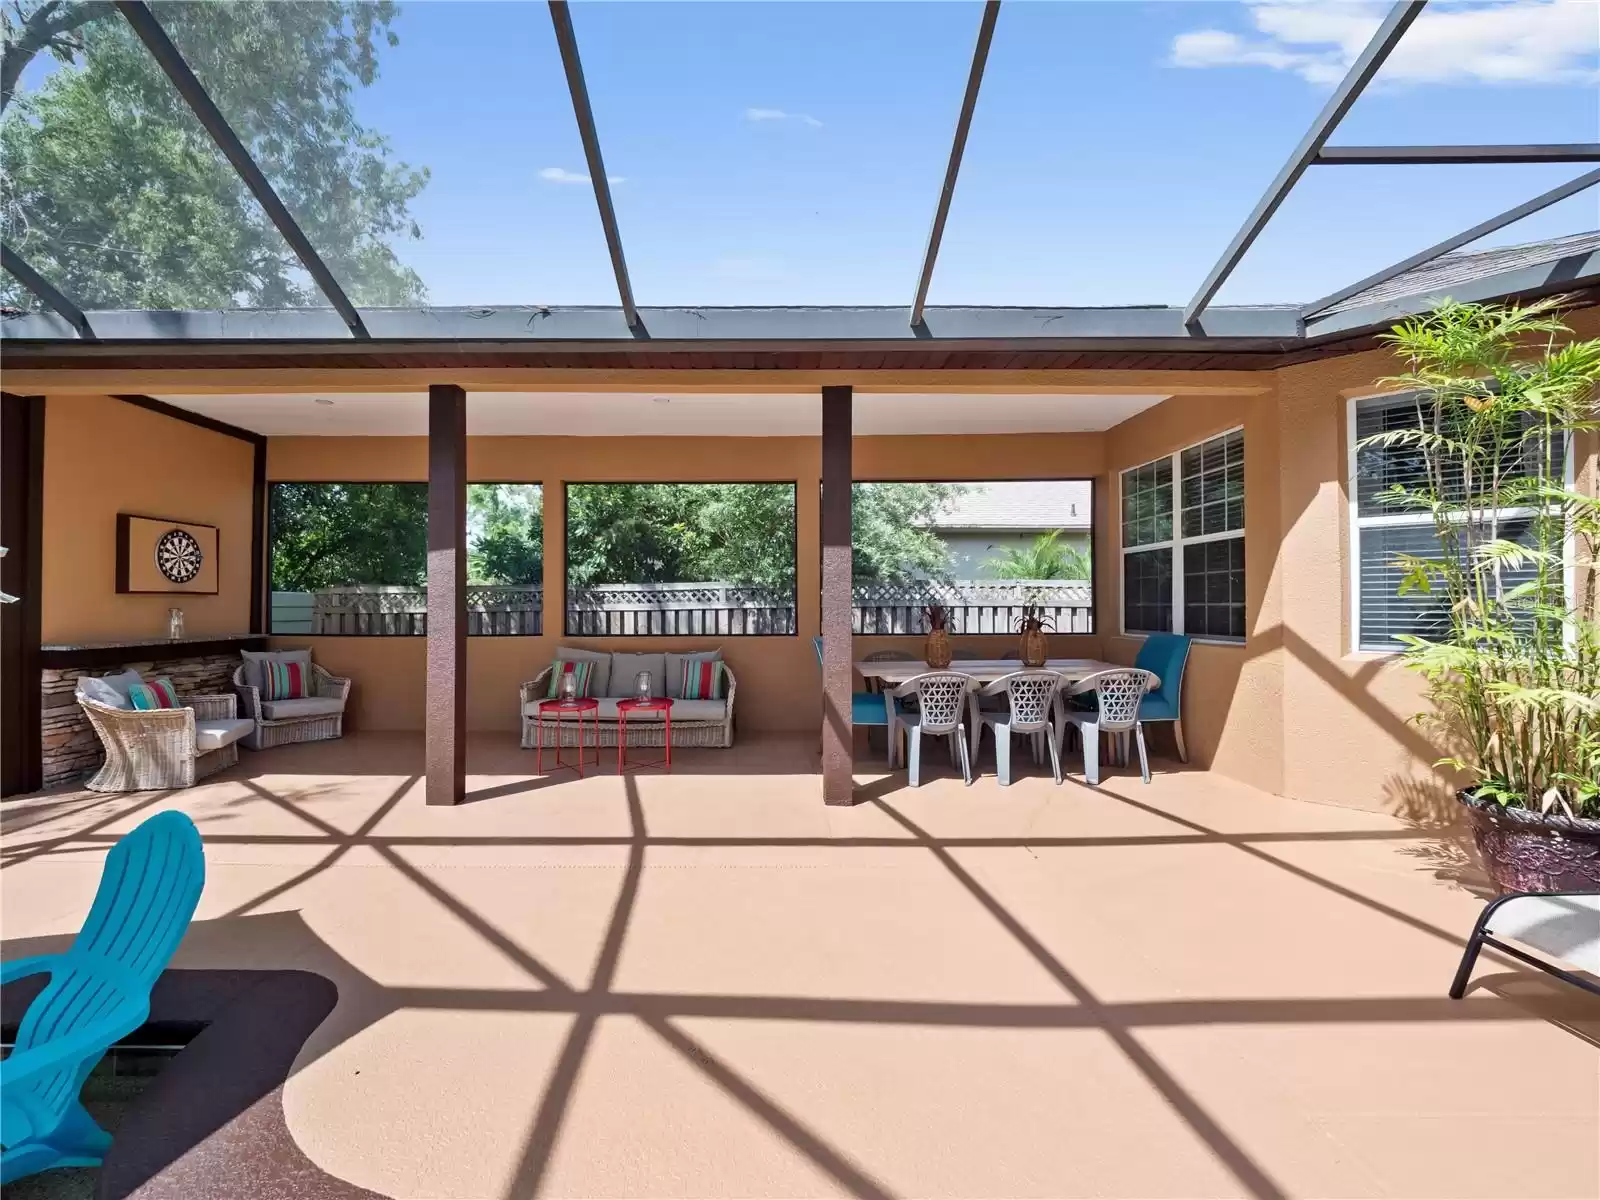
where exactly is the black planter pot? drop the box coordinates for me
[1459,790,1600,894]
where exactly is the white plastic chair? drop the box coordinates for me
[1060,668,1159,785]
[892,671,977,787]
[976,671,1066,785]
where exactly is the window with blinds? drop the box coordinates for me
[1120,428,1245,641]
[1350,394,1566,652]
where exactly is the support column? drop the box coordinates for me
[426,384,466,806]
[820,385,854,805]
[1,393,44,797]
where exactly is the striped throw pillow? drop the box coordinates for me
[678,659,725,700]
[546,659,595,699]
[263,659,310,701]
[128,677,180,710]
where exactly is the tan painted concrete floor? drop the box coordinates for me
[2,733,1596,1200]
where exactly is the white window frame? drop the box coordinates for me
[1118,425,1246,644]
[1346,392,1573,655]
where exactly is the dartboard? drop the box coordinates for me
[155,529,203,584]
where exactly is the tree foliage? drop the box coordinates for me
[269,482,426,591]
[992,530,1091,581]
[468,484,543,585]
[565,484,797,592]
[1,0,426,309]
[850,482,963,583]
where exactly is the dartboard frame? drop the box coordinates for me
[116,514,220,595]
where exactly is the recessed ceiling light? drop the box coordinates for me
[314,398,335,406]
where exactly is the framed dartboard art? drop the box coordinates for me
[116,515,220,594]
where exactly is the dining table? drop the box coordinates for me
[852,658,1159,767]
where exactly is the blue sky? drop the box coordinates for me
[349,0,1598,309]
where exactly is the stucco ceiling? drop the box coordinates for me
[151,391,1168,436]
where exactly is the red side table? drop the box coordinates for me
[536,697,601,777]
[616,697,673,773]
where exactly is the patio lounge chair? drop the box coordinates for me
[1,812,205,1186]
[76,674,253,791]
[812,637,903,766]
[976,671,1066,786]
[1449,890,1600,999]
[1060,668,1159,786]
[893,671,977,786]
[232,653,351,750]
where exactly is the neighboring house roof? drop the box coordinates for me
[1322,231,1600,316]
[922,481,1092,532]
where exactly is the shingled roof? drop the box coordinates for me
[1322,231,1600,316]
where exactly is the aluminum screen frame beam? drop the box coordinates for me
[1183,0,1427,326]
[1303,168,1600,320]
[1,242,95,340]
[1315,143,1600,165]
[910,0,1001,328]
[114,1,369,339]
[548,0,640,331]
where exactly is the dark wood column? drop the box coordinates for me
[1,393,44,797]
[820,385,854,805]
[426,385,467,806]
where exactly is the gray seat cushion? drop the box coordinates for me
[606,652,666,699]
[77,671,140,709]
[260,696,345,721]
[522,697,727,722]
[195,718,254,752]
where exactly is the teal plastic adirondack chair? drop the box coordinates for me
[1,811,205,1185]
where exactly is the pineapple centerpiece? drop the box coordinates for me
[1016,603,1053,667]
[923,603,953,669]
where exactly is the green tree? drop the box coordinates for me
[468,484,543,585]
[269,482,426,591]
[850,482,964,583]
[993,530,1091,581]
[1,0,426,309]
[565,483,796,592]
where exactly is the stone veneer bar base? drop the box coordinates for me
[41,654,242,788]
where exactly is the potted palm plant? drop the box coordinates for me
[923,603,953,669]
[1015,602,1053,667]
[1362,298,1600,892]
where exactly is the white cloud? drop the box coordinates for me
[538,166,625,185]
[745,106,823,127]
[1170,0,1599,86]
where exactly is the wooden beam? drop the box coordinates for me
[426,384,467,805]
[820,385,855,806]
[1,369,1275,398]
[1,393,45,796]
[250,439,266,634]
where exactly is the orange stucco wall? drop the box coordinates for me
[41,395,255,644]
[1101,306,1600,817]
[266,432,1111,733]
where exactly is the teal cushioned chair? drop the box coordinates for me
[1,811,206,1185]
[813,637,903,765]
[1133,632,1191,762]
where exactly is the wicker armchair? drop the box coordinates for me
[77,692,251,792]
[519,663,738,750]
[231,663,351,750]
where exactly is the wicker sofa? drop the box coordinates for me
[520,650,737,750]
[232,656,351,750]
[75,679,253,791]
